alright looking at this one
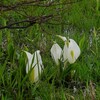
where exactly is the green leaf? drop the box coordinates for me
[79,34,85,51]
[7,42,15,61]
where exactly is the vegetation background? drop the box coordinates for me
[0,0,100,99]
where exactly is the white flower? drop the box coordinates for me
[57,35,81,64]
[64,39,80,64]
[50,43,62,65]
[24,50,44,83]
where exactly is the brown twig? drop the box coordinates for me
[0,0,40,11]
[0,15,53,29]
[0,0,83,12]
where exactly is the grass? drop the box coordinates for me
[0,0,100,99]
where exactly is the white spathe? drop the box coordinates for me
[63,39,81,64]
[24,50,44,83]
[56,35,67,41]
[57,35,81,64]
[50,43,62,65]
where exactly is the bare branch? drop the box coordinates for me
[0,15,53,29]
[0,0,41,11]
[0,0,83,12]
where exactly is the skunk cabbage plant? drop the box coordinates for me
[24,50,44,83]
[50,43,62,65]
[50,35,81,66]
[63,38,81,64]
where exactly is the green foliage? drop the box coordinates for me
[0,0,100,99]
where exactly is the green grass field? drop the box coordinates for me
[0,0,100,100]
